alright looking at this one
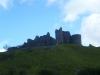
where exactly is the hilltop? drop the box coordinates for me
[0,44,100,75]
[8,27,81,51]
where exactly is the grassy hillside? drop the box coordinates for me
[0,44,100,75]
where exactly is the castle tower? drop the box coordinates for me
[63,31,71,43]
[71,34,81,45]
[46,32,50,45]
[34,36,40,41]
[55,27,63,44]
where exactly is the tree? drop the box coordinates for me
[3,45,9,51]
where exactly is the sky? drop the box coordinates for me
[0,0,100,52]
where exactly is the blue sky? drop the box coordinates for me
[0,0,100,52]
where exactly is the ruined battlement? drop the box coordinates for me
[55,27,63,44]
[8,27,82,51]
[71,34,81,45]
[55,27,81,45]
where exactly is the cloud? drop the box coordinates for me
[0,40,8,52]
[62,0,100,22]
[0,0,13,9]
[81,14,100,47]
[61,0,100,46]
[20,0,34,5]
[47,0,100,22]
[0,49,7,52]
[47,0,100,46]
[46,0,57,5]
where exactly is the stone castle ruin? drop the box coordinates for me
[8,27,82,51]
[55,27,81,45]
[22,32,56,48]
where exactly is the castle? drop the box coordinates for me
[55,27,81,44]
[8,27,82,51]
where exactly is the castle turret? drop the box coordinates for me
[27,39,33,43]
[46,32,50,45]
[34,36,40,41]
[71,34,81,45]
[55,27,63,44]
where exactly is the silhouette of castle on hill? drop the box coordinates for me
[8,27,81,51]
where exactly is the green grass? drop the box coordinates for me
[0,44,100,75]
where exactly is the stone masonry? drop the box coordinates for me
[55,27,63,44]
[8,27,82,51]
[55,27,81,45]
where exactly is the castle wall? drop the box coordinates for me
[63,31,71,43]
[32,32,55,46]
[55,27,63,44]
[71,34,81,45]
[46,32,50,45]
[8,27,82,51]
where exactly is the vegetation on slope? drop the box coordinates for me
[0,44,100,75]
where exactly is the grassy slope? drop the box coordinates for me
[0,44,100,75]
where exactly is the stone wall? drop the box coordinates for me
[55,27,82,45]
[55,27,63,44]
[71,34,81,45]
[8,27,82,51]
[62,31,71,43]
[21,32,56,48]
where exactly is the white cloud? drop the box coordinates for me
[0,40,8,52]
[0,48,7,52]
[47,0,100,22]
[62,0,100,46]
[0,0,13,9]
[62,0,100,22]
[81,14,100,47]
[47,0,100,46]
[46,0,57,5]
[20,0,34,6]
